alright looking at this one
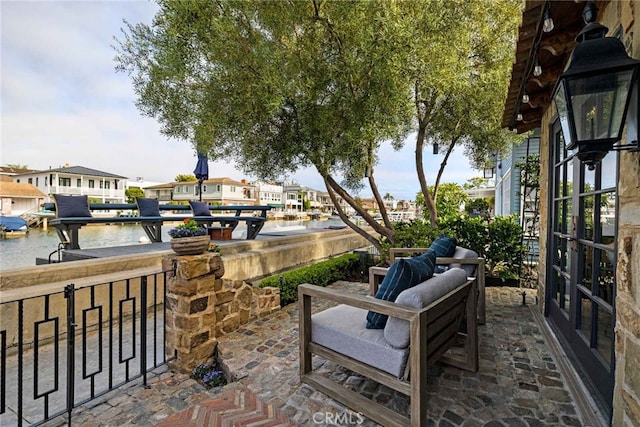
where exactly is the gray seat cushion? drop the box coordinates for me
[450,247,479,277]
[312,305,409,378]
[384,268,469,349]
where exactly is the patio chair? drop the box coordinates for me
[298,267,478,427]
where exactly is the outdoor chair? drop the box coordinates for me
[370,246,486,324]
[298,267,479,427]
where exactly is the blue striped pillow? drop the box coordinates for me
[430,235,457,258]
[366,251,436,329]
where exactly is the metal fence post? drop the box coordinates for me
[140,276,148,386]
[64,284,76,425]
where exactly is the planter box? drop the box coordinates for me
[208,227,232,240]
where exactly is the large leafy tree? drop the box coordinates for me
[115,0,520,252]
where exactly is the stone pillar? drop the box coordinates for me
[162,252,225,372]
[162,252,281,373]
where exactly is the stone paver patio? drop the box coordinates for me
[49,284,584,426]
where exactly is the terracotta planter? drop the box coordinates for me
[170,235,210,255]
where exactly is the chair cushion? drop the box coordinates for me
[136,197,160,216]
[384,268,468,349]
[312,304,410,378]
[366,251,436,329]
[53,194,92,218]
[430,235,457,257]
[189,201,212,216]
[450,246,479,277]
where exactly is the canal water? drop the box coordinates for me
[0,219,341,271]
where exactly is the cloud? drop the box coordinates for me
[1,0,480,202]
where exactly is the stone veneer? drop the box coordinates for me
[162,252,280,372]
[535,2,640,424]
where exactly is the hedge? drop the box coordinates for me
[259,253,361,306]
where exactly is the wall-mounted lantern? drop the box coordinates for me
[483,167,494,179]
[553,2,639,170]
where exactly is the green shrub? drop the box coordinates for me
[379,219,439,264]
[378,215,524,279]
[485,215,524,279]
[259,253,361,306]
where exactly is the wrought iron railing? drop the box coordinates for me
[0,267,176,426]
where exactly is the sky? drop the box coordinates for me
[1,0,482,201]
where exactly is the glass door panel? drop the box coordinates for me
[547,120,616,419]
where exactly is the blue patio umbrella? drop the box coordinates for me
[193,152,209,201]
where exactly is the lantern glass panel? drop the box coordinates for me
[567,69,634,142]
[554,81,574,148]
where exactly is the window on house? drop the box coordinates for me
[99,181,103,189]
[36,177,39,186]
[77,179,82,187]
[28,178,33,184]
[230,186,236,192]
[88,180,94,188]
[216,185,221,191]
[59,177,71,186]
[105,181,110,189]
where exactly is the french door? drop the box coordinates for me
[546,120,616,418]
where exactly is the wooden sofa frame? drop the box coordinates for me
[369,249,486,324]
[298,276,478,427]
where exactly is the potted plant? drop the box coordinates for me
[168,219,210,255]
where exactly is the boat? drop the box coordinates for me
[0,216,29,238]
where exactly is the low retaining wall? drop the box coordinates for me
[0,228,369,292]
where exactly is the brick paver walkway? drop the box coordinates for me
[51,284,584,426]
[156,384,295,427]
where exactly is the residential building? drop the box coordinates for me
[493,132,540,218]
[142,182,174,202]
[0,182,46,216]
[145,178,256,205]
[280,181,322,212]
[12,165,127,204]
[0,166,37,182]
[252,181,284,211]
[502,1,639,423]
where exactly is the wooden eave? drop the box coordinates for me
[502,0,611,133]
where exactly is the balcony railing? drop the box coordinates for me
[0,267,175,426]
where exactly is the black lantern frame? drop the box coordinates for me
[553,7,640,170]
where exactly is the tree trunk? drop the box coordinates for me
[433,136,458,202]
[415,123,437,228]
[323,176,390,252]
[369,169,393,230]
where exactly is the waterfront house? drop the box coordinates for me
[145,178,257,205]
[252,180,285,211]
[0,166,38,182]
[142,182,174,202]
[502,1,639,423]
[279,181,322,212]
[0,181,46,216]
[12,165,127,204]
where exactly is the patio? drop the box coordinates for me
[59,283,588,426]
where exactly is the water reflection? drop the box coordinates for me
[0,219,340,271]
